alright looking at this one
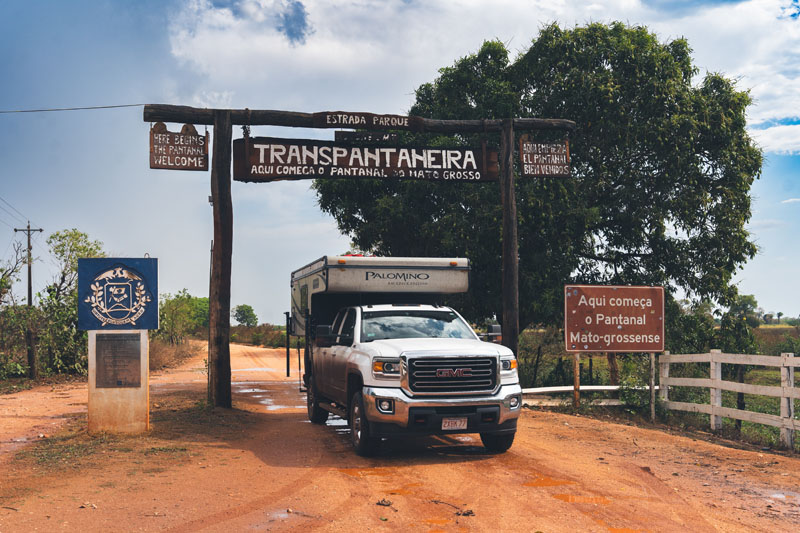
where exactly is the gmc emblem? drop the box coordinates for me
[436,368,472,378]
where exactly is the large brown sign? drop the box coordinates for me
[312,111,424,131]
[150,122,208,171]
[519,138,570,177]
[564,285,664,353]
[233,137,499,182]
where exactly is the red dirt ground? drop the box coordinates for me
[1,343,799,532]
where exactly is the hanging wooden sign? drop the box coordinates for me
[149,122,209,171]
[233,137,499,182]
[519,136,570,177]
[312,111,424,131]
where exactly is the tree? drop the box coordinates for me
[38,229,105,373]
[0,241,25,306]
[314,23,761,331]
[232,304,258,327]
[726,293,761,328]
[158,290,209,344]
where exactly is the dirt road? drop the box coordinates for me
[1,344,799,532]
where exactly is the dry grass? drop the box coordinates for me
[149,339,201,371]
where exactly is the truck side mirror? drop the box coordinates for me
[315,325,334,347]
[487,324,502,344]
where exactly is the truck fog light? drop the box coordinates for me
[509,396,520,409]
[377,399,394,414]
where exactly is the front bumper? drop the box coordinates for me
[362,384,522,437]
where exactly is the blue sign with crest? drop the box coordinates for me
[78,258,158,330]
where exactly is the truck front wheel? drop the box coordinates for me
[349,392,376,456]
[307,378,329,424]
[480,431,515,453]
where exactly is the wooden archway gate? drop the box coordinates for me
[143,104,575,407]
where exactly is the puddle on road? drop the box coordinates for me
[524,476,576,487]
[423,518,452,526]
[553,493,611,505]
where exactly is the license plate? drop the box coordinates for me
[441,417,467,431]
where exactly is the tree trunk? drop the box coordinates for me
[607,353,619,385]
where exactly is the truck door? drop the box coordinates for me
[317,310,345,397]
[329,308,356,402]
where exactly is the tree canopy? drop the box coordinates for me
[232,304,258,328]
[314,22,762,330]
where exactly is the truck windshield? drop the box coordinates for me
[361,310,475,342]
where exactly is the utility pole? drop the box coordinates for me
[14,221,43,379]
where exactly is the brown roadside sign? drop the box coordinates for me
[519,137,570,177]
[149,122,209,171]
[564,285,664,353]
[232,137,499,182]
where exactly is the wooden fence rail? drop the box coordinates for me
[659,349,798,448]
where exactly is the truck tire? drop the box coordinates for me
[307,378,329,424]
[349,391,376,456]
[480,431,515,453]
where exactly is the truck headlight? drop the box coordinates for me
[372,359,401,378]
[501,358,518,371]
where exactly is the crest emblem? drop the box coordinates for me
[84,266,152,326]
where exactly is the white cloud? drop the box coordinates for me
[782,198,800,204]
[750,124,800,154]
[165,0,800,152]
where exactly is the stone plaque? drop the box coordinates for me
[96,333,142,388]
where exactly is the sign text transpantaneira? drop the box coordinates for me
[233,137,499,182]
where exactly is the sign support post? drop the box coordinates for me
[500,118,519,357]
[573,353,581,408]
[208,110,233,409]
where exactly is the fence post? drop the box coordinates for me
[659,351,670,403]
[710,349,722,431]
[780,353,795,449]
[650,352,656,422]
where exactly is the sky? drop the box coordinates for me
[1,0,799,324]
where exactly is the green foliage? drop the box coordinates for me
[665,297,716,354]
[618,356,651,412]
[726,294,762,328]
[37,230,105,374]
[231,304,258,327]
[157,290,208,345]
[314,23,761,329]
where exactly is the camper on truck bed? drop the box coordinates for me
[290,256,521,456]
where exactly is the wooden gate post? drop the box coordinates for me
[499,118,519,357]
[710,349,722,431]
[780,352,795,449]
[208,110,233,408]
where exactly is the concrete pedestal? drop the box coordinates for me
[88,330,149,433]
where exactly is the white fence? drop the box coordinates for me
[659,349,799,448]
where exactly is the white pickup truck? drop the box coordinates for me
[290,256,522,456]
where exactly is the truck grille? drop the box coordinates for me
[407,357,497,394]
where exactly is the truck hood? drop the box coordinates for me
[361,337,513,358]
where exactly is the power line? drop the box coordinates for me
[0,195,28,222]
[0,217,14,230]
[0,103,145,114]
[0,203,25,225]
